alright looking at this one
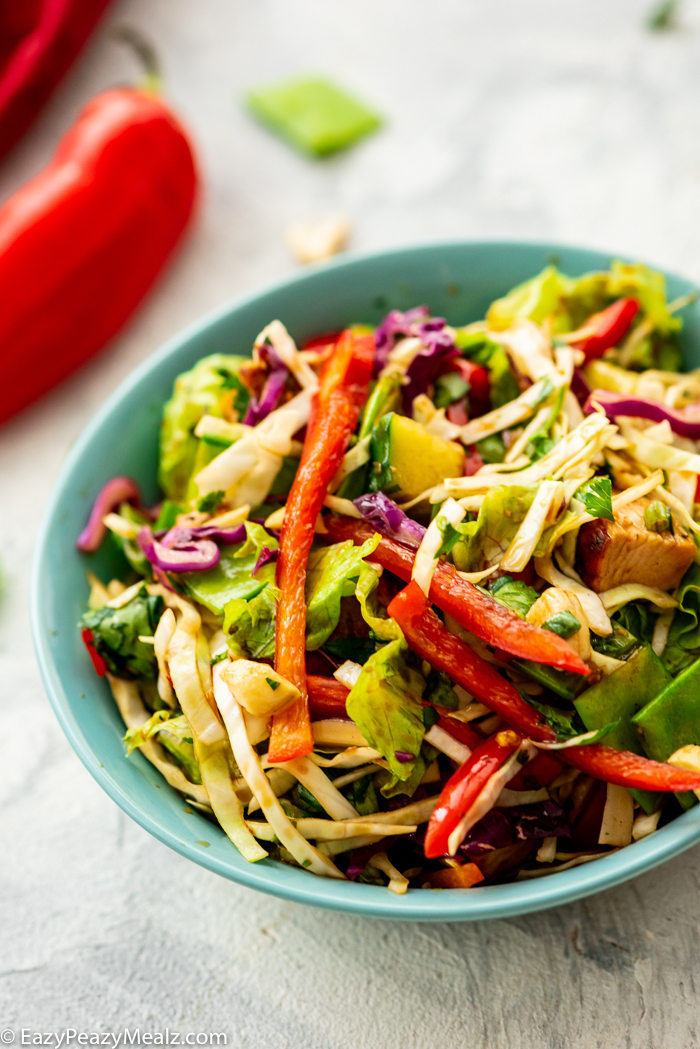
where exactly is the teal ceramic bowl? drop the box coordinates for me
[32,240,700,921]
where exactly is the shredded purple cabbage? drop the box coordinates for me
[458,800,570,859]
[372,305,460,407]
[243,366,288,426]
[353,492,426,549]
[395,751,414,763]
[373,305,430,374]
[584,388,700,439]
[138,526,220,573]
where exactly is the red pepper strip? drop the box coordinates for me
[507,751,563,790]
[327,516,589,675]
[390,581,700,795]
[269,331,374,763]
[563,743,700,793]
[388,581,554,739]
[0,0,115,164]
[446,358,491,417]
[81,628,107,677]
[0,82,198,425]
[568,298,639,363]
[425,730,522,858]
[436,714,482,752]
[307,675,349,719]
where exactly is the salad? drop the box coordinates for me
[76,260,700,894]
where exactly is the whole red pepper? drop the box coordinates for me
[0,76,198,425]
[0,0,115,163]
[425,730,522,858]
[268,330,374,763]
[569,298,639,363]
[327,515,589,675]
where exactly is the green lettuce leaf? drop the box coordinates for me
[124,711,201,784]
[305,535,381,650]
[79,587,164,680]
[661,563,700,675]
[346,637,426,783]
[452,486,536,572]
[354,561,402,642]
[487,266,576,333]
[380,742,438,799]
[342,774,379,816]
[225,587,278,661]
[184,522,278,614]
[159,354,250,502]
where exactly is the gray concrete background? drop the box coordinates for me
[2,1,700,1046]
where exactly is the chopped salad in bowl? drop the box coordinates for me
[74,259,700,895]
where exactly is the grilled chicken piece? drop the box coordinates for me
[576,496,695,593]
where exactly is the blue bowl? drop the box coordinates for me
[32,240,700,921]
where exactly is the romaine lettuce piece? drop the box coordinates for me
[183,523,278,614]
[305,535,381,650]
[662,563,700,675]
[451,486,536,572]
[159,354,250,502]
[346,637,426,784]
[79,587,164,680]
[225,588,278,661]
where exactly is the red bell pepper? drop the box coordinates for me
[435,714,482,752]
[568,298,639,363]
[507,751,563,790]
[307,675,350,718]
[425,729,522,858]
[388,581,554,739]
[389,579,700,796]
[269,330,374,763]
[563,742,700,793]
[81,628,107,677]
[0,67,198,425]
[0,0,115,164]
[449,358,491,417]
[327,516,589,675]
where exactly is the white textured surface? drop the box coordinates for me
[3,1,700,1045]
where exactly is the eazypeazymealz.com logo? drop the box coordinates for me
[1,1033,227,1047]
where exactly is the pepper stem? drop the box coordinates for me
[111,26,162,94]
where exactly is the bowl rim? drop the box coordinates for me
[31,237,700,921]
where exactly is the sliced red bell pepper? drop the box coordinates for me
[328,515,589,675]
[307,675,350,719]
[563,742,700,793]
[269,330,374,763]
[388,581,554,739]
[435,714,482,752]
[448,358,491,417]
[568,298,639,363]
[81,628,107,677]
[507,751,563,791]
[390,579,700,796]
[425,729,522,858]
